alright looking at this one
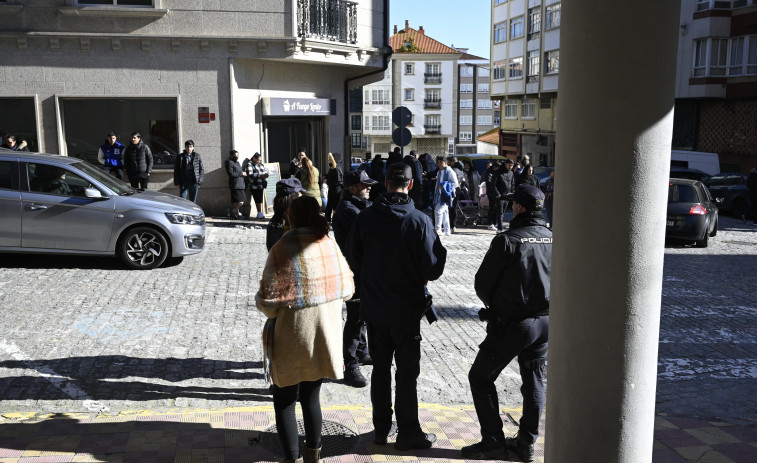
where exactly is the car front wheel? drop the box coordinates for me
[117,226,169,270]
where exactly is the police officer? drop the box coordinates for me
[346,163,447,450]
[332,170,378,388]
[462,184,552,462]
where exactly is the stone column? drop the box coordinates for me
[545,1,680,462]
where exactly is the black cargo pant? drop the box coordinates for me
[367,321,423,439]
[468,316,548,446]
[343,299,369,369]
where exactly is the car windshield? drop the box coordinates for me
[668,184,699,203]
[73,160,136,195]
[705,174,743,186]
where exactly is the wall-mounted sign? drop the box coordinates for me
[198,107,216,123]
[262,97,336,116]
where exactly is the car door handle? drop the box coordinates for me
[25,204,48,211]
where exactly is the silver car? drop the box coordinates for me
[0,150,205,269]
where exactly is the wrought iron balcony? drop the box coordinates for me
[297,0,358,44]
[424,72,442,84]
[424,124,441,134]
[424,98,442,109]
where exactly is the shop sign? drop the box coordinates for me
[263,97,336,116]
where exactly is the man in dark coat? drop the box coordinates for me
[2,134,29,151]
[369,154,386,200]
[486,162,507,231]
[402,150,424,209]
[174,140,205,203]
[346,163,447,451]
[123,132,153,189]
[462,184,552,462]
[332,170,378,388]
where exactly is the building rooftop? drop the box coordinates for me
[477,128,499,145]
[390,20,461,55]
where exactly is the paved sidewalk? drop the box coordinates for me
[1,405,756,462]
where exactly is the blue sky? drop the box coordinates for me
[390,0,491,58]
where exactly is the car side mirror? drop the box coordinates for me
[84,187,107,200]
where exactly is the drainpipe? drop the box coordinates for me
[343,0,392,168]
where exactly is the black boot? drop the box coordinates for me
[504,434,534,462]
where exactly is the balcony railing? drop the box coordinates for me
[424,98,442,109]
[424,124,441,134]
[297,0,358,44]
[424,72,442,84]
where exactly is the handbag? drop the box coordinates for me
[262,318,276,385]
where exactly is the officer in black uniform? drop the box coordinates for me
[462,184,552,462]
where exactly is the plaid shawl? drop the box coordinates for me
[258,227,354,309]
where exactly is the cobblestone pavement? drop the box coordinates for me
[0,214,755,425]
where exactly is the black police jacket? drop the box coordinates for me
[346,192,447,327]
[475,211,552,319]
[332,192,370,251]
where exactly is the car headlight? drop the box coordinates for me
[165,212,205,225]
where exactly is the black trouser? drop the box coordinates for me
[468,316,548,446]
[449,196,458,227]
[751,195,757,223]
[105,167,124,181]
[367,322,423,439]
[325,189,341,221]
[343,299,368,369]
[128,173,148,190]
[272,379,323,459]
[492,198,505,231]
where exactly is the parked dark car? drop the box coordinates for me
[670,167,710,182]
[666,178,718,248]
[703,173,751,218]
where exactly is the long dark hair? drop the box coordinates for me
[287,196,329,239]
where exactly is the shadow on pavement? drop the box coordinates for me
[0,356,271,402]
[0,253,124,270]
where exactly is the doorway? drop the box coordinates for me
[265,118,324,177]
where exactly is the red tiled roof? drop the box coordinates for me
[477,128,499,145]
[390,25,461,54]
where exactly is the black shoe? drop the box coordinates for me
[504,435,535,462]
[343,367,367,388]
[395,432,436,451]
[461,441,507,460]
[373,421,397,445]
[358,354,373,365]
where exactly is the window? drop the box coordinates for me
[28,164,92,197]
[478,99,492,109]
[460,66,474,77]
[367,115,390,130]
[351,133,362,148]
[351,115,361,130]
[493,61,507,80]
[694,39,707,77]
[495,0,507,4]
[460,99,473,109]
[365,88,390,104]
[494,111,501,125]
[477,115,492,126]
[510,16,524,40]
[426,63,440,75]
[478,83,490,93]
[404,89,414,101]
[425,89,441,108]
[425,115,441,133]
[425,63,441,83]
[459,132,472,141]
[545,50,559,74]
[494,21,507,43]
[405,63,414,75]
[710,38,728,76]
[522,100,536,119]
[460,115,473,125]
[748,36,757,74]
[478,67,490,77]
[509,56,523,79]
[0,97,38,152]
[77,0,153,5]
[527,51,540,82]
[696,0,710,10]
[460,83,473,93]
[0,161,15,190]
[505,99,518,119]
[545,3,561,29]
[60,97,177,168]
[730,36,745,75]
[528,7,541,39]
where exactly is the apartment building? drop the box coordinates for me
[456,51,498,155]
[361,21,461,157]
[490,0,561,166]
[0,0,389,215]
[673,0,757,172]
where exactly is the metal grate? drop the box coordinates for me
[257,419,360,458]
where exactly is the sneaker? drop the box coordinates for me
[461,441,507,460]
[373,421,397,445]
[343,367,367,388]
[358,354,373,366]
[443,232,451,236]
[488,224,497,231]
[451,226,457,233]
[256,212,265,219]
[504,434,535,462]
[395,432,436,451]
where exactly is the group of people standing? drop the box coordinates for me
[255,151,553,462]
[484,158,554,232]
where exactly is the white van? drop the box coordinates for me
[671,150,720,176]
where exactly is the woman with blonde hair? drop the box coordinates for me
[257,195,354,463]
[295,155,322,207]
[324,152,344,221]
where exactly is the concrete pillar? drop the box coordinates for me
[545,1,680,462]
